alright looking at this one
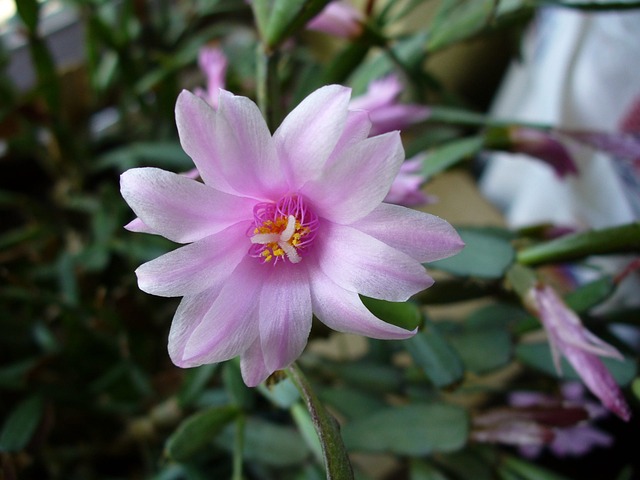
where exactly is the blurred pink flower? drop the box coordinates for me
[350,75,430,136]
[194,45,228,108]
[528,284,631,421]
[306,1,364,39]
[511,383,614,457]
[472,382,614,457]
[121,86,463,386]
[558,129,640,163]
[383,155,434,207]
[507,127,578,178]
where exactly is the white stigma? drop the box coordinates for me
[280,215,297,242]
[250,215,302,264]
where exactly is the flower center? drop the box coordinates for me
[248,194,319,265]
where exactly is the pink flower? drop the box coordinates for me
[510,383,614,458]
[472,383,614,457]
[193,45,228,108]
[558,129,640,163]
[306,1,364,39]
[349,75,430,136]
[527,284,631,421]
[383,155,434,207]
[120,86,464,386]
[507,126,578,178]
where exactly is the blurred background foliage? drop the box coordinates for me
[1,0,639,479]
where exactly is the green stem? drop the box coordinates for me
[232,414,245,480]
[256,45,281,130]
[285,363,354,480]
[517,222,640,266]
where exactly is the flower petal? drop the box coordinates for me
[352,203,465,262]
[120,167,254,243]
[302,132,404,224]
[175,90,233,193]
[176,90,280,197]
[368,104,429,136]
[168,287,221,367]
[124,217,155,234]
[240,336,270,387]
[327,109,372,166]
[306,1,364,39]
[217,90,285,198]
[274,85,352,187]
[530,285,632,421]
[309,264,416,339]
[564,348,631,422]
[179,257,263,366]
[135,222,250,297]
[316,222,434,302]
[259,264,312,373]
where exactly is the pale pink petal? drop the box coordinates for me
[175,90,233,192]
[274,85,352,187]
[259,265,312,372]
[217,90,286,198]
[309,263,416,339]
[563,347,631,422]
[198,45,227,108]
[124,217,155,234]
[240,336,270,387]
[302,132,404,224]
[120,167,254,243]
[306,1,363,38]
[550,424,613,457]
[384,156,435,206]
[349,75,430,135]
[178,257,263,366]
[168,287,221,367]
[368,104,430,136]
[324,109,372,169]
[177,89,278,197]
[530,285,631,421]
[315,222,434,302]
[352,203,464,262]
[350,75,402,111]
[135,222,250,297]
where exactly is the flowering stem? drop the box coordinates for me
[284,363,354,480]
[256,44,281,130]
[517,222,640,266]
[232,414,245,480]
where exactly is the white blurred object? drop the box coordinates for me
[480,7,640,229]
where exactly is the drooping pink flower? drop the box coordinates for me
[120,86,464,386]
[470,406,572,447]
[194,45,228,108]
[527,284,631,421]
[349,75,430,136]
[510,383,614,457]
[558,129,640,163]
[306,1,364,39]
[472,382,614,457]
[507,126,578,178]
[383,155,434,207]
